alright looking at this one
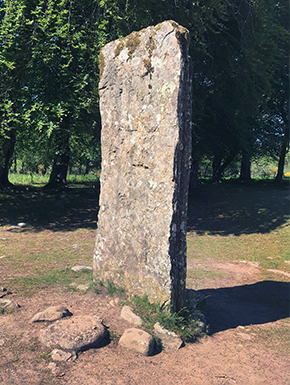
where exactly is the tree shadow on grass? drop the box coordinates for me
[188,280,290,335]
[0,184,100,232]
[187,181,289,236]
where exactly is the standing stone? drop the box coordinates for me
[94,20,192,312]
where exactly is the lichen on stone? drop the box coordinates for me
[143,58,154,74]
[145,35,156,54]
[114,41,125,57]
[99,50,105,79]
[125,31,141,58]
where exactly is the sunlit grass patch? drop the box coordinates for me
[187,225,290,272]
[187,269,225,280]
[0,229,94,272]
[10,268,94,296]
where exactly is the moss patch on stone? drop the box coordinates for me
[125,31,141,58]
[99,50,105,79]
[143,58,154,73]
[114,41,125,57]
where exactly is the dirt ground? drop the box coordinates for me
[1,259,289,385]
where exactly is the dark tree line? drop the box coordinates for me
[0,0,289,189]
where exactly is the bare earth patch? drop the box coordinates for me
[0,265,289,385]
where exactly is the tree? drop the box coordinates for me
[0,0,120,188]
[190,0,289,183]
[23,0,112,188]
[0,0,29,188]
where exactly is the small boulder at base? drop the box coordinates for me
[119,328,154,356]
[0,299,20,310]
[31,306,72,322]
[153,322,183,350]
[71,265,93,272]
[121,306,143,326]
[51,349,75,362]
[39,315,107,352]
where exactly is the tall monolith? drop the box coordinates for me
[94,20,192,312]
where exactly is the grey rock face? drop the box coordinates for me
[31,306,72,322]
[71,265,93,272]
[0,288,12,298]
[0,299,20,310]
[51,349,75,362]
[94,20,192,312]
[121,306,143,326]
[119,328,154,356]
[153,322,183,350]
[39,315,107,352]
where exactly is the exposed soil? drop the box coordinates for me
[0,259,289,385]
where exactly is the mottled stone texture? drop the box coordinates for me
[94,20,192,312]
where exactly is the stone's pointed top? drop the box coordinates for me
[99,20,190,86]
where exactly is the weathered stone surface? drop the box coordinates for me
[0,299,20,310]
[39,315,107,352]
[153,322,183,350]
[31,306,72,322]
[0,288,12,298]
[51,349,75,362]
[48,362,62,376]
[121,306,143,326]
[94,20,192,312]
[76,284,90,291]
[119,328,154,356]
[71,265,93,272]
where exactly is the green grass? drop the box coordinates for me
[126,295,205,341]
[8,172,98,186]
[0,178,288,366]
[105,281,125,297]
[187,269,225,280]
[187,180,290,276]
[11,269,94,296]
[0,183,98,228]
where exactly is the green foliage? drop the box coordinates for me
[128,295,204,341]
[0,0,288,184]
[37,351,51,361]
[105,281,125,297]
[26,341,39,352]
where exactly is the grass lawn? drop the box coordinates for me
[186,180,290,276]
[0,178,289,354]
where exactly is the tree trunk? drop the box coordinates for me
[239,152,252,182]
[275,99,290,182]
[212,154,222,181]
[0,129,15,188]
[275,130,289,182]
[212,150,237,182]
[45,115,71,189]
[189,159,199,191]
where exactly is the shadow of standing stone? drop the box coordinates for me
[94,20,192,312]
